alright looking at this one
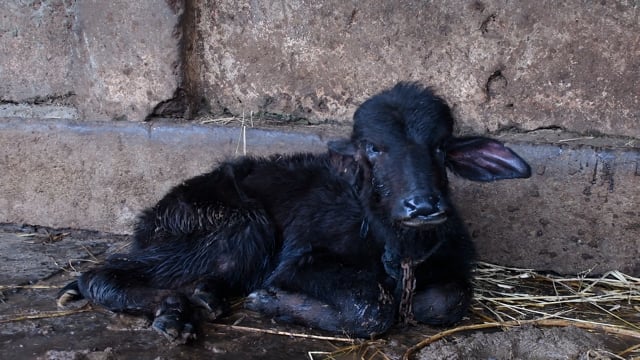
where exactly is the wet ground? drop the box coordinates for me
[1,224,637,359]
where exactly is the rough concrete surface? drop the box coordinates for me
[415,325,610,360]
[451,137,640,276]
[74,0,184,121]
[0,0,183,122]
[0,104,77,120]
[0,118,328,234]
[0,226,632,360]
[1,118,639,276]
[193,0,640,137]
[2,1,639,136]
[0,226,118,286]
[0,0,75,102]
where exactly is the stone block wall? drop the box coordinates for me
[1,1,639,274]
[191,0,640,137]
[0,0,182,121]
[2,1,637,136]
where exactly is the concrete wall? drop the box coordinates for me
[0,118,327,233]
[452,138,640,276]
[1,1,639,275]
[0,0,182,121]
[3,1,637,136]
[2,119,638,275]
[192,0,640,137]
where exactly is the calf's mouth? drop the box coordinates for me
[399,210,447,228]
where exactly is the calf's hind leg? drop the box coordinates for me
[58,263,201,344]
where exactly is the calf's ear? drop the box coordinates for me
[328,139,363,178]
[328,139,358,157]
[445,137,531,182]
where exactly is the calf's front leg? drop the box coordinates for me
[246,264,396,338]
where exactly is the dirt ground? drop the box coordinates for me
[415,325,621,360]
[0,224,637,360]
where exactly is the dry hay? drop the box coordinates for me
[472,261,640,327]
[314,262,640,360]
[199,112,254,156]
[402,262,640,360]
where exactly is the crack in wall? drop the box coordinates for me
[0,92,75,106]
[485,69,507,101]
[0,92,78,120]
[479,13,497,34]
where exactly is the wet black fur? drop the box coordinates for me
[59,82,531,341]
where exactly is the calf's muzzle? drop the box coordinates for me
[397,194,448,228]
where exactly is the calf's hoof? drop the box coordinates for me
[152,295,197,344]
[56,280,83,308]
[190,287,226,321]
[245,288,279,313]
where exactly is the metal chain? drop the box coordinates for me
[398,259,416,325]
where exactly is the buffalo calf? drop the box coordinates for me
[58,82,531,342]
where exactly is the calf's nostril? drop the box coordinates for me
[403,196,438,217]
[403,198,419,211]
[398,195,448,228]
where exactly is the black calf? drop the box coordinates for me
[58,82,531,342]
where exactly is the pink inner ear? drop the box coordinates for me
[446,138,531,181]
[478,143,525,168]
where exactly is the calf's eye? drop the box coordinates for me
[366,143,382,158]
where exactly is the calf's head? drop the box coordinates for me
[329,82,531,229]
